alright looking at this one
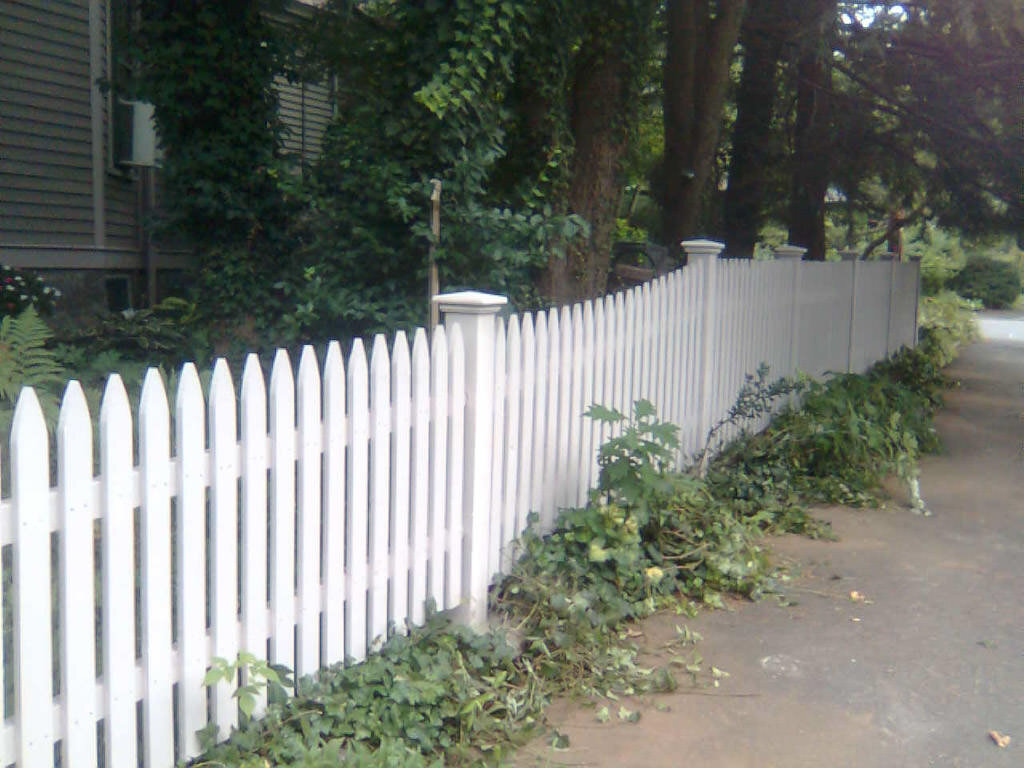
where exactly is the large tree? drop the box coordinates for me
[722,0,790,258]
[660,0,748,256]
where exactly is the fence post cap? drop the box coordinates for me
[680,239,726,257]
[773,244,807,259]
[433,291,508,315]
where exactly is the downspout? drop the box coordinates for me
[89,0,106,248]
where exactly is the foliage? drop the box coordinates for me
[904,223,967,295]
[296,0,593,323]
[917,290,978,367]
[196,616,541,766]
[710,347,948,512]
[204,652,288,720]
[948,256,1022,309]
[133,1,302,319]
[0,266,61,318]
[0,307,67,432]
[54,298,209,374]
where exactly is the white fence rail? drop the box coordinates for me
[0,241,919,767]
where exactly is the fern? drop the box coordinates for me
[0,306,67,432]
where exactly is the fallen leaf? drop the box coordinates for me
[849,591,866,602]
[989,730,1011,748]
[851,617,861,623]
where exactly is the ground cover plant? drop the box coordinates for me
[184,328,959,766]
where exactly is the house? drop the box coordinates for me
[0,0,332,320]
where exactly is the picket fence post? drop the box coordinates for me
[681,239,725,462]
[433,291,508,628]
[773,245,806,379]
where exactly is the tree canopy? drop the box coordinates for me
[132,0,1023,339]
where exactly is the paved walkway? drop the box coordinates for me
[518,326,1024,767]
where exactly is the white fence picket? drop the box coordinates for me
[139,370,175,768]
[209,360,239,734]
[11,389,53,768]
[517,313,537,539]
[530,311,549,529]
[175,364,207,760]
[269,351,297,674]
[391,332,412,631]
[428,328,449,611]
[409,330,431,625]
[446,325,466,609]
[541,309,559,530]
[296,347,323,676]
[240,354,269,714]
[322,342,347,662]
[347,341,370,661]
[579,300,596,503]
[567,304,585,508]
[502,316,522,570]
[489,318,507,578]
[369,336,391,645]
[57,382,97,768]
[99,375,137,768]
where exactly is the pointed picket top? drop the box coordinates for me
[241,353,267,411]
[209,359,237,434]
[12,385,45,437]
[393,330,411,381]
[176,363,204,421]
[57,380,92,468]
[270,348,295,411]
[370,334,391,402]
[298,345,321,402]
[349,338,369,384]
[100,373,132,433]
[140,368,170,436]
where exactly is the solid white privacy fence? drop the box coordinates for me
[0,240,919,767]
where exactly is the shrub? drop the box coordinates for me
[0,266,61,317]
[948,257,1021,309]
[918,290,978,366]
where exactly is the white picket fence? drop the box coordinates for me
[0,240,919,767]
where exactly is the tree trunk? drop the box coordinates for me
[542,50,630,303]
[662,0,748,260]
[543,4,658,304]
[723,0,785,258]
[787,0,837,260]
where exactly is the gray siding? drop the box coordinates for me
[0,0,95,246]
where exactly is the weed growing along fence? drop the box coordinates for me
[0,241,919,767]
